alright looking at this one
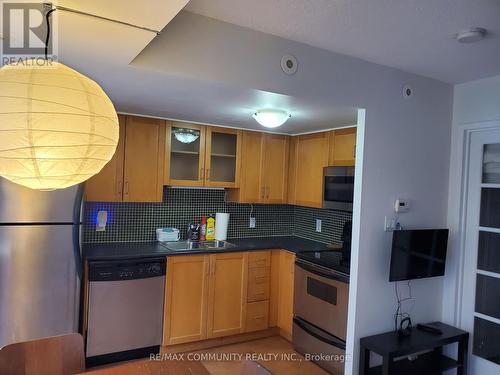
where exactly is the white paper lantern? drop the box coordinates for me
[0,60,119,190]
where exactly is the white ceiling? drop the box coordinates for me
[186,0,500,83]
[55,2,357,134]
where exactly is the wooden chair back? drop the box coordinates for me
[0,333,85,375]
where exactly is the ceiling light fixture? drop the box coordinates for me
[456,27,487,43]
[173,128,200,144]
[252,109,291,128]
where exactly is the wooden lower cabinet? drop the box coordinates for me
[163,255,209,345]
[163,250,295,346]
[207,252,248,338]
[276,250,296,341]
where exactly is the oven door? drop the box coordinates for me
[294,259,349,341]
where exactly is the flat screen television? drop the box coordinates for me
[389,229,449,281]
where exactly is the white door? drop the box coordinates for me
[460,129,500,374]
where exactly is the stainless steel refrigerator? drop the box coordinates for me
[0,178,83,348]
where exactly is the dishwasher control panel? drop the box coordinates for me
[88,258,166,281]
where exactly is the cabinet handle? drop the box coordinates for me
[124,181,129,195]
[266,186,269,199]
[261,187,265,199]
[251,315,266,320]
[206,168,210,181]
[200,168,204,180]
[117,181,122,196]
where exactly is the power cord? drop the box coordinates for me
[44,7,56,60]
[394,280,414,332]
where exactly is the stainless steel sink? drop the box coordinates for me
[160,240,236,252]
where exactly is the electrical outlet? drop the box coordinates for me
[384,216,396,232]
[249,217,256,228]
[316,219,322,232]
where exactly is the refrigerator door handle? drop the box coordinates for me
[72,184,84,279]
[293,316,346,350]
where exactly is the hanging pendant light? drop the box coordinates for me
[0,7,118,190]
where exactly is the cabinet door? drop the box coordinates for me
[163,255,209,345]
[204,127,242,188]
[123,116,165,202]
[262,134,289,203]
[165,122,206,187]
[287,137,298,205]
[277,250,295,341]
[207,252,248,338]
[329,128,356,166]
[228,131,264,203]
[292,132,330,208]
[84,115,126,202]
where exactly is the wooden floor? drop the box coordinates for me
[193,336,329,375]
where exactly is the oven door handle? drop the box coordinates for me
[295,259,349,283]
[293,316,346,350]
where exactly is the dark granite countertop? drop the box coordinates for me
[83,236,334,261]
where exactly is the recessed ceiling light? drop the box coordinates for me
[252,109,291,128]
[456,28,487,43]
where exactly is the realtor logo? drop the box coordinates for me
[1,1,57,64]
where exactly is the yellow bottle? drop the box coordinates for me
[206,215,216,240]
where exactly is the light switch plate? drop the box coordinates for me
[316,219,322,232]
[249,217,256,228]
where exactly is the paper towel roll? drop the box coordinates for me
[215,213,229,241]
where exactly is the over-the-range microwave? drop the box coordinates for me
[323,166,354,211]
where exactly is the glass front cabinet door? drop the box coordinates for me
[165,122,206,186]
[204,127,241,188]
[165,123,241,188]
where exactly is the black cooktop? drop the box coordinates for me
[296,250,351,275]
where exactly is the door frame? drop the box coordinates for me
[444,120,500,331]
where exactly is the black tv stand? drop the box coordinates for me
[360,322,469,375]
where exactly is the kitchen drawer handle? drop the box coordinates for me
[251,315,266,320]
[253,259,267,265]
[250,292,266,298]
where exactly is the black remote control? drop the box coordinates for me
[417,324,443,335]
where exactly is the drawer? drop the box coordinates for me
[248,251,271,268]
[247,267,270,302]
[246,301,269,332]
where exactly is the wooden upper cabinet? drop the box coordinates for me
[289,132,330,208]
[204,127,242,188]
[85,115,126,202]
[123,116,165,202]
[329,127,357,166]
[227,132,288,204]
[228,131,264,203]
[163,255,209,346]
[165,122,206,187]
[207,252,248,339]
[85,115,165,203]
[164,124,241,188]
[262,134,289,203]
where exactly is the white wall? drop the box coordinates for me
[135,12,454,374]
[444,75,500,325]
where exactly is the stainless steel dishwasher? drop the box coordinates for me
[86,258,165,366]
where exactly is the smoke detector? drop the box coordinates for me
[281,55,298,75]
[456,28,486,43]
